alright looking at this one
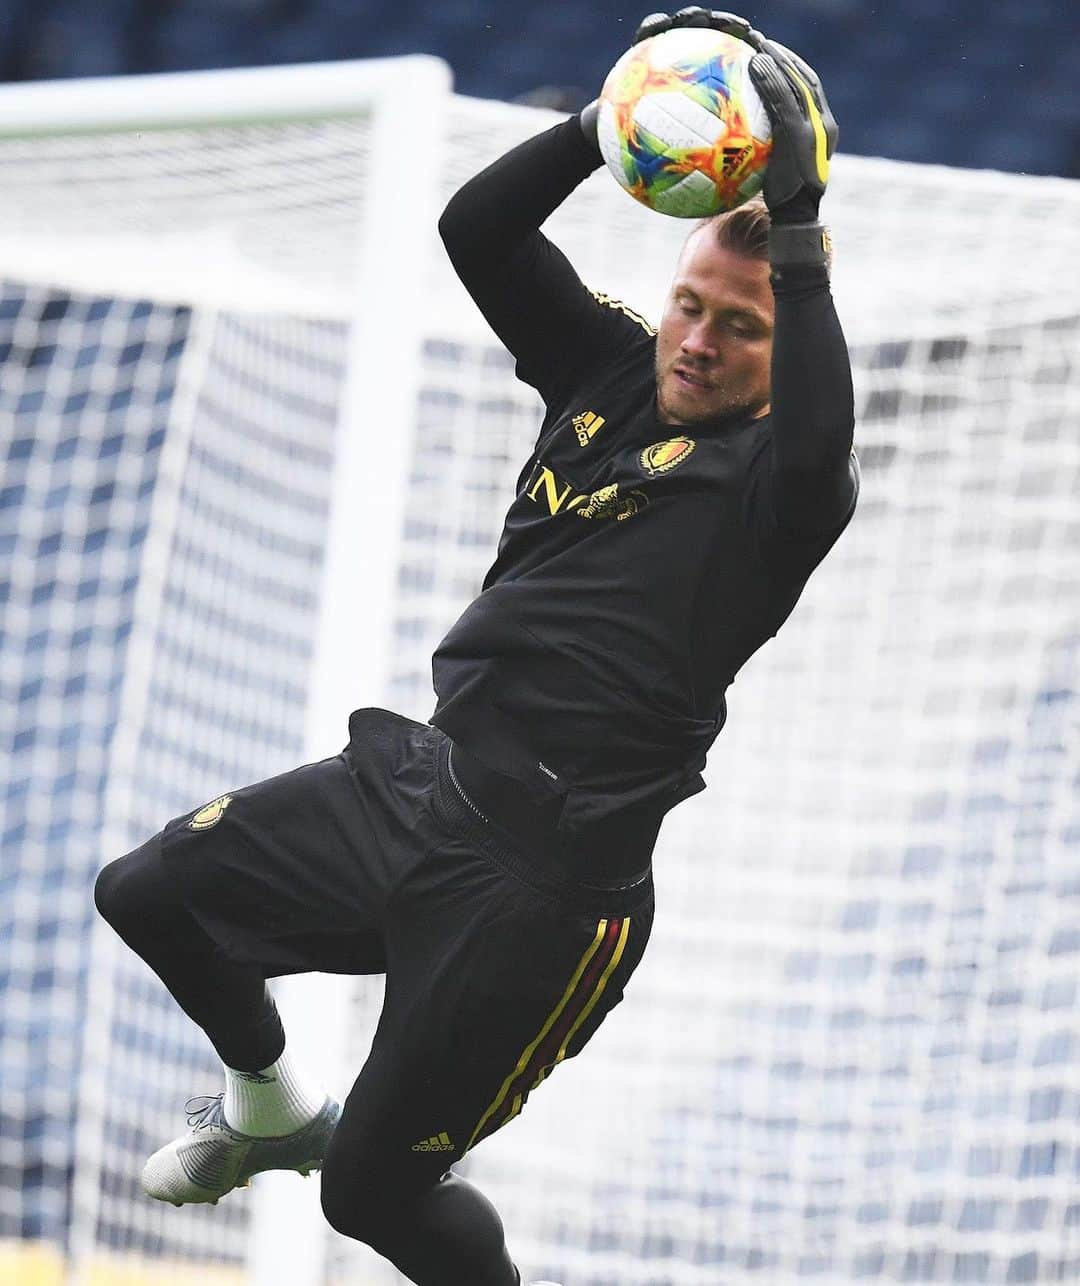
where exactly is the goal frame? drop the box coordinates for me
[0,56,452,1286]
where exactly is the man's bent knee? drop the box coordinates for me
[93,851,140,930]
[319,1146,445,1248]
[93,835,178,936]
[320,1169,391,1245]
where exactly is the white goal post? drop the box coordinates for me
[0,53,1078,1286]
[0,56,453,1286]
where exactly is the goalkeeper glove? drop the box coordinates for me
[631,7,758,44]
[747,40,838,227]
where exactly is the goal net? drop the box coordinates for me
[1,58,1077,1286]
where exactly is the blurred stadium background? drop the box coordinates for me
[0,0,1076,177]
[0,3,1078,1286]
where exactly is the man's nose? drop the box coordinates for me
[681,325,717,360]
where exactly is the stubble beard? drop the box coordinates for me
[656,362,743,428]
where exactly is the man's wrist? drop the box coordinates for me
[764,190,823,225]
[768,222,832,270]
[578,100,601,156]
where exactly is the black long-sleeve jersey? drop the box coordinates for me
[430,116,858,868]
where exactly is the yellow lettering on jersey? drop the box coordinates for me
[526,464,587,516]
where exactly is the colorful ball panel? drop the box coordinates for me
[597,27,773,218]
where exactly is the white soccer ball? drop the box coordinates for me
[597,27,773,218]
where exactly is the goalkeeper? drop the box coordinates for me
[94,10,857,1286]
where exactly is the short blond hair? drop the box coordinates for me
[691,196,770,261]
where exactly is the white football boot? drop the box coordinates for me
[142,1092,340,1206]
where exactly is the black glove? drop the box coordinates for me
[632,7,759,44]
[747,40,838,226]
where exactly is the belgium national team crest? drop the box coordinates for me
[188,794,233,831]
[640,436,695,476]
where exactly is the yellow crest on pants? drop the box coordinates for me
[188,794,233,831]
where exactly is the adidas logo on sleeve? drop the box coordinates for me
[411,1131,455,1152]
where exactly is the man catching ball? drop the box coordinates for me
[95,10,857,1284]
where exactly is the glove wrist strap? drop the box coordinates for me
[767,222,832,271]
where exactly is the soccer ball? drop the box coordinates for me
[597,27,773,218]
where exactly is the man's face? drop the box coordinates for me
[655,229,774,427]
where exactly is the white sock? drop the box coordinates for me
[222,1046,325,1138]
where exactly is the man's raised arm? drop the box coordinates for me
[747,29,857,534]
[438,115,609,397]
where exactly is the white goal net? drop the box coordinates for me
[0,57,1077,1286]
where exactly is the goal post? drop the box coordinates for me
[1,54,1079,1286]
[0,54,452,1286]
